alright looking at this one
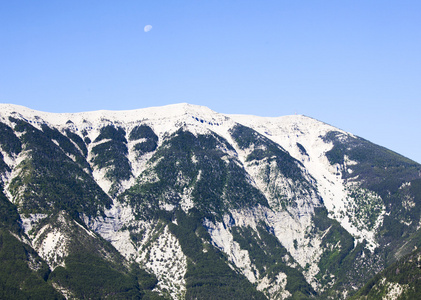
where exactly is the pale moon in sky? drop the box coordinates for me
[144,25,152,32]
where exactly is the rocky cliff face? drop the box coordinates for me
[0,103,420,299]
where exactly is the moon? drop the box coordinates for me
[144,25,152,32]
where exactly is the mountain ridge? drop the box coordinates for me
[0,103,420,299]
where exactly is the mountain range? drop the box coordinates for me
[0,103,420,299]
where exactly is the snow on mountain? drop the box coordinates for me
[0,103,228,137]
[0,104,357,247]
[141,224,187,299]
[229,114,383,249]
[1,102,419,299]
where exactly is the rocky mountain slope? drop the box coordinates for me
[0,103,420,299]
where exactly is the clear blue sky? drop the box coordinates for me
[1,1,420,163]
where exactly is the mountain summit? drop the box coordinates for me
[0,103,420,299]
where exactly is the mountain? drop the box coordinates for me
[350,246,421,300]
[0,103,420,299]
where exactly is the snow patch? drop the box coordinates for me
[379,278,408,300]
[33,224,68,269]
[140,225,187,299]
[90,163,113,195]
[73,220,96,238]
[86,201,137,260]
[399,181,411,189]
[20,213,48,236]
[204,218,258,283]
[179,187,195,212]
[257,272,291,299]
[266,209,323,286]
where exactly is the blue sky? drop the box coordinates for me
[1,1,420,163]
